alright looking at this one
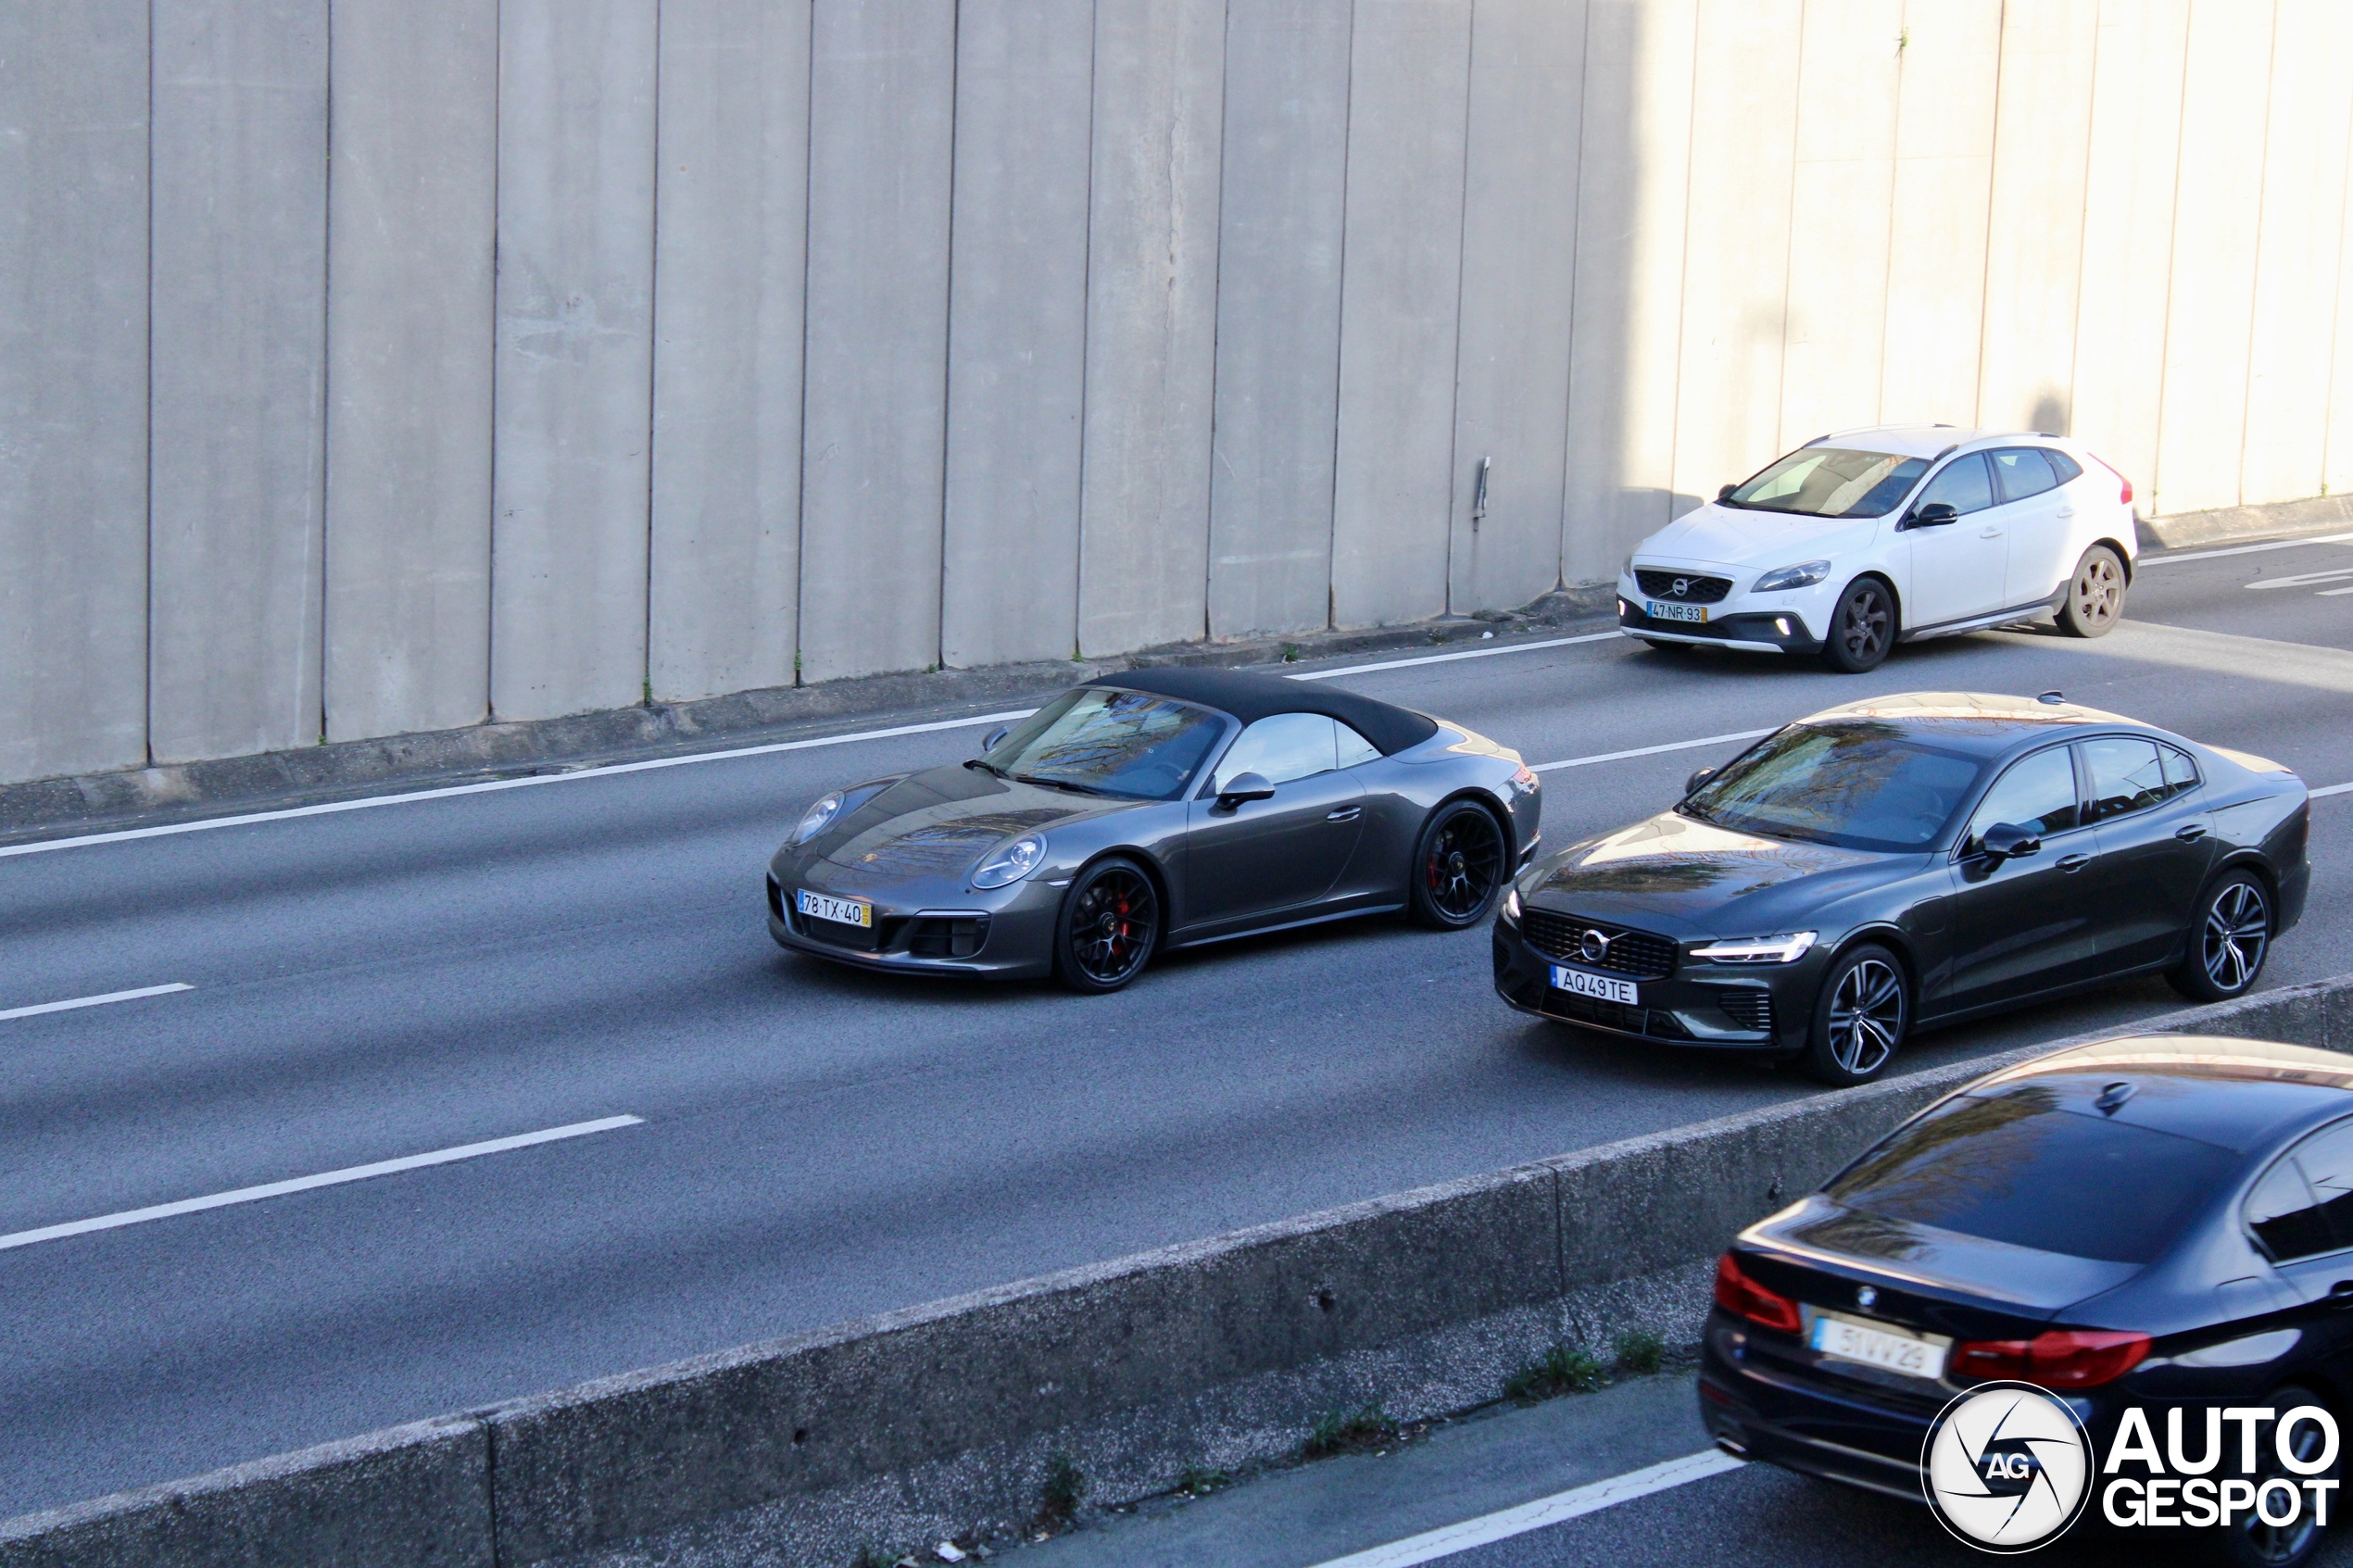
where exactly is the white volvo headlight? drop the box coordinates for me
[1751,560,1831,593]
[972,833,1047,890]
[791,791,845,845]
[1692,931,1818,965]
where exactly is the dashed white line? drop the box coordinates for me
[1290,632,1620,683]
[0,1115,645,1253]
[2245,567,2353,591]
[1532,728,1778,772]
[0,983,193,1022]
[1303,1449,1746,1568]
[2140,531,2353,566]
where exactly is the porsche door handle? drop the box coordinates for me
[1326,806,1363,822]
[2057,853,2091,872]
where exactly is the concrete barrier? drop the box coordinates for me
[9,976,2351,1566]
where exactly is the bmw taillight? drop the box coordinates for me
[1952,1329,2150,1389]
[1713,1252,1803,1335]
[2090,453,2133,507]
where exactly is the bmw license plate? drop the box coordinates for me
[1551,964,1638,1006]
[1809,1311,1947,1379]
[795,888,873,929]
[1645,599,1707,623]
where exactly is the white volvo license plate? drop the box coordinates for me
[1645,599,1707,623]
[1809,1311,1948,1379]
[795,888,874,928]
[1550,964,1638,1006]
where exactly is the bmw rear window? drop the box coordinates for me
[1826,1086,2242,1264]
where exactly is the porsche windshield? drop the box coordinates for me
[1724,447,1930,518]
[1685,722,1984,851]
[980,687,1224,800]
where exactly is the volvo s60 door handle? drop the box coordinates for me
[2175,823,2208,842]
[2057,853,2091,872]
[1326,806,1363,822]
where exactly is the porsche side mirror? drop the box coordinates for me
[1215,771,1275,810]
[1979,822,2042,860]
[1684,766,1717,797]
[979,724,1010,754]
[1903,501,1959,532]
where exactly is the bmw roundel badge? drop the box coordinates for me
[1856,1286,1878,1309]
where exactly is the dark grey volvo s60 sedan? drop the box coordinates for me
[1493,692,2309,1085]
[768,668,1540,991]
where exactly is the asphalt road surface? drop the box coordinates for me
[5,531,2353,1519]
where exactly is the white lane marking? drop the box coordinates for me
[0,711,1039,861]
[2140,531,2353,566]
[1289,632,1620,683]
[1304,1449,1745,1568]
[1531,728,1778,772]
[2320,586,2353,596]
[0,1115,644,1253]
[2245,567,2353,590]
[2315,782,2353,798]
[0,983,193,1022]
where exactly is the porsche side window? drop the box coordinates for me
[1915,453,1994,516]
[1962,746,2078,854]
[1335,721,1381,770]
[1215,713,1340,792]
[2083,736,2167,821]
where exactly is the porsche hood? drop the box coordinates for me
[809,763,1133,881]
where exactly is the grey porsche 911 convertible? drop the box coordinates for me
[766,667,1541,992]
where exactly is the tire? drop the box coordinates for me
[1801,944,1907,1086]
[2056,544,2127,637]
[1819,578,1896,673]
[2217,1385,2335,1568]
[1408,800,1509,930]
[2167,871,2273,1003]
[1052,856,1161,994]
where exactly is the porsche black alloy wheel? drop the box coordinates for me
[1820,577,1895,673]
[2169,872,2272,1002]
[1803,944,1906,1086]
[1054,857,1160,994]
[1409,801,1506,930]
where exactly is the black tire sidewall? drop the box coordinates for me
[2216,1383,2334,1568]
[1052,855,1160,994]
[1408,801,1506,930]
[1803,944,1907,1086]
[2169,871,2271,1003]
[1821,578,1894,673]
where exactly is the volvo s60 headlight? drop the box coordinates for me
[791,791,845,846]
[972,833,1047,889]
[1692,932,1818,964]
[1752,560,1832,593]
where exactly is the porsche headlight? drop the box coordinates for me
[972,832,1047,890]
[791,791,845,846]
[1692,931,1818,965]
[1751,560,1831,593]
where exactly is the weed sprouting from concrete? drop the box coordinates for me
[1175,1463,1232,1497]
[1038,1452,1087,1526]
[1504,1344,1605,1403]
[1302,1404,1397,1459]
[1613,1327,1666,1376]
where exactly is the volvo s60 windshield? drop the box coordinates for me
[1685,721,1983,851]
[1725,447,1931,517]
[979,687,1223,801]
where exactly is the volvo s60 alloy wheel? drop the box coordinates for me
[2171,872,2272,1003]
[1805,945,1907,1085]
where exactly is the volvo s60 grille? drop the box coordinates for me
[1634,570,1732,604]
[1518,909,1679,979]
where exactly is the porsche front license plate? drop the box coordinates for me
[1810,1311,1947,1379]
[1645,599,1706,623]
[795,889,873,929]
[1551,964,1638,1006]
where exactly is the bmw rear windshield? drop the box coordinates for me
[1826,1085,2243,1264]
[1722,447,1930,517]
[1683,721,1984,852]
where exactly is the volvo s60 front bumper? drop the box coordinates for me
[1490,903,1823,1055]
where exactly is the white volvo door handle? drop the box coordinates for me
[1979,527,2002,539]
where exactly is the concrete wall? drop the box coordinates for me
[11,974,2350,1567]
[10,0,2353,784]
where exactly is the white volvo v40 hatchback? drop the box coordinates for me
[1617,426,2139,672]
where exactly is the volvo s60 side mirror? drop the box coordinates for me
[1214,771,1276,810]
[979,725,1010,753]
[1903,501,1959,532]
[1685,766,1717,797]
[1979,822,2042,860]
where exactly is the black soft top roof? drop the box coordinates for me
[1089,667,1440,756]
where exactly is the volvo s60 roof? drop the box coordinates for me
[1090,667,1440,756]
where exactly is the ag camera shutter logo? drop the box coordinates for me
[1922,1383,2093,1552]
